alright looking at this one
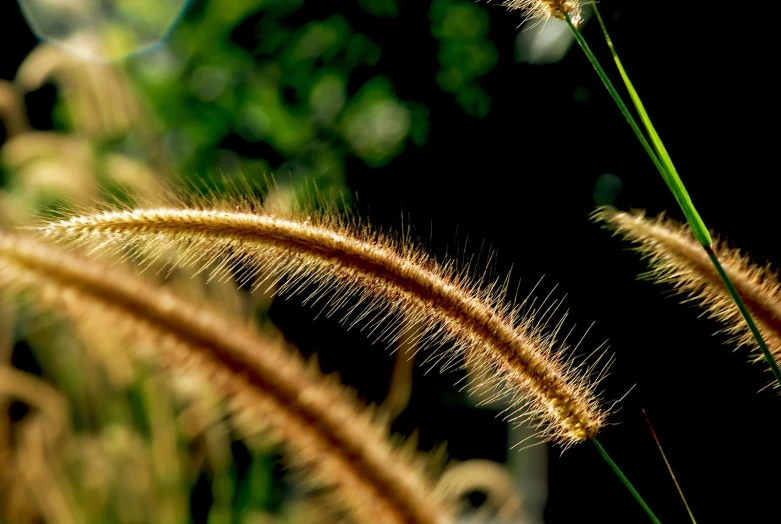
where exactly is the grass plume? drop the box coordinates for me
[594,207,781,368]
[503,0,584,27]
[0,232,451,524]
[38,192,610,447]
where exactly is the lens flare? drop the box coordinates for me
[18,0,190,62]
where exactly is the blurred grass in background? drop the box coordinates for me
[1,1,513,523]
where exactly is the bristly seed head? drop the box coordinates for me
[594,207,781,373]
[503,0,585,27]
[38,192,612,447]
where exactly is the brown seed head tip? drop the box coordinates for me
[503,0,584,26]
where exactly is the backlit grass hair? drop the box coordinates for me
[38,188,611,447]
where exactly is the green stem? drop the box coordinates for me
[593,439,662,524]
[567,11,706,247]
[583,6,711,248]
[564,17,667,194]
[566,9,781,390]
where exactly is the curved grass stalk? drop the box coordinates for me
[0,232,451,524]
[39,199,610,447]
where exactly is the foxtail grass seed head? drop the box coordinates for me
[594,207,781,368]
[0,232,452,524]
[38,191,610,447]
[503,0,585,27]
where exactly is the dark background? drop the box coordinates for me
[2,1,778,522]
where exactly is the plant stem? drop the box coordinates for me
[566,10,781,389]
[642,410,697,524]
[593,439,662,524]
[567,12,706,246]
[563,17,668,197]
[581,7,711,247]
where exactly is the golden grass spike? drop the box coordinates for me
[502,0,584,27]
[39,196,609,447]
[594,207,781,364]
[0,233,451,524]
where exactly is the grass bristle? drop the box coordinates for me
[37,187,611,447]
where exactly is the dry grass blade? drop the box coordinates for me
[39,196,610,447]
[594,207,781,366]
[0,233,451,524]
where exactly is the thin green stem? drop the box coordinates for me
[567,9,781,390]
[585,5,710,247]
[563,17,666,190]
[567,9,702,239]
[593,439,662,524]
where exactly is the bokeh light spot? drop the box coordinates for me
[18,0,190,62]
[593,173,622,206]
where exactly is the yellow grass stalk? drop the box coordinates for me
[0,232,451,524]
[39,196,609,447]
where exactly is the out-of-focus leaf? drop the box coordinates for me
[431,0,497,117]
